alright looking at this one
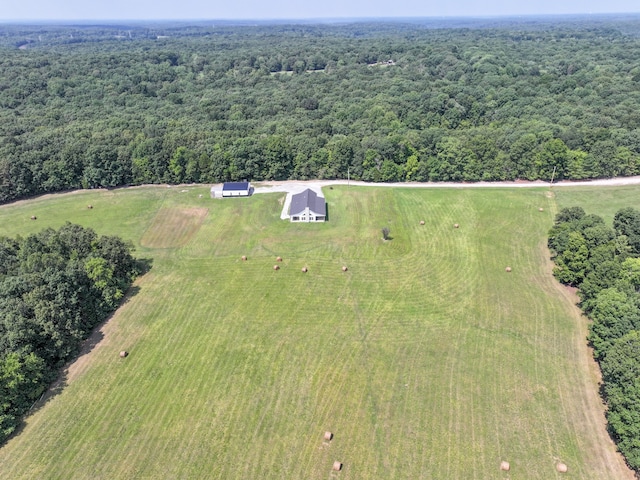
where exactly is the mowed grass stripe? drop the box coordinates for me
[0,185,635,479]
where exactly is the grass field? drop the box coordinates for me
[0,184,636,479]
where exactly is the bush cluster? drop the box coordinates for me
[549,207,640,469]
[0,224,139,444]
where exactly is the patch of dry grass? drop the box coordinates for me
[140,207,208,248]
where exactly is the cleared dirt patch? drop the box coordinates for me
[141,208,208,248]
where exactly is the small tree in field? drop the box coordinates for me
[382,227,391,240]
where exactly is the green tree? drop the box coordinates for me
[618,257,640,294]
[85,257,123,309]
[553,231,589,285]
[588,288,640,360]
[614,208,640,255]
[566,149,589,179]
[168,147,189,183]
[260,136,293,181]
[601,331,640,470]
[535,138,569,180]
[0,352,46,441]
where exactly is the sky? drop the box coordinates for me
[1,0,639,21]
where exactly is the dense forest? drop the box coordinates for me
[2,17,640,202]
[0,224,140,444]
[549,207,640,471]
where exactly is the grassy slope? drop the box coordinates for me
[553,185,640,223]
[0,185,634,479]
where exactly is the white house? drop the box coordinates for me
[289,188,326,222]
[221,181,251,197]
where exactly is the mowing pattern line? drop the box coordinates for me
[0,187,634,479]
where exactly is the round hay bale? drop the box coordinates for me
[87,204,93,209]
[500,461,510,471]
[241,255,247,261]
[332,461,342,472]
[119,351,128,358]
[276,256,283,262]
[505,266,512,272]
[538,207,544,212]
[454,223,459,228]
[556,462,568,473]
[302,267,308,273]
[273,265,280,271]
[342,266,348,272]
[420,220,425,225]
[30,215,37,220]
[324,431,333,441]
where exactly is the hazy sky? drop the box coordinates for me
[1,0,639,21]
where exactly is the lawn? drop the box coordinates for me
[553,184,640,223]
[0,185,633,479]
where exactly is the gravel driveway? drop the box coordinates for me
[223,176,640,219]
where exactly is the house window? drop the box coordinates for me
[292,216,299,221]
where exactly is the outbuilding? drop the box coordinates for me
[222,181,251,197]
[289,188,326,222]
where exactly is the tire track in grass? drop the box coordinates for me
[515,196,586,477]
[200,260,356,478]
[282,347,336,478]
[208,301,270,478]
[492,322,505,479]
[48,284,168,478]
[521,202,574,476]
[164,336,208,478]
[487,196,543,477]
[431,194,478,477]
[404,340,433,478]
[533,246,588,473]
[358,188,478,476]
[104,340,173,474]
[340,278,388,478]
[464,191,542,478]
[364,192,479,345]
[114,277,222,477]
[297,326,361,476]
[192,312,253,477]
[285,347,335,478]
[402,339,440,477]
[525,266,556,476]
[303,251,406,477]
[445,323,464,479]
[289,353,334,478]
[467,316,484,479]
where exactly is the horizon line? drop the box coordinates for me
[1,12,640,24]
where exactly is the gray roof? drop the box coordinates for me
[223,182,250,191]
[290,189,326,216]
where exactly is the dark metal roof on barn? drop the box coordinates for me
[290,189,326,216]
[223,182,250,191]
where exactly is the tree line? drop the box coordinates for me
[548,206,640,471]
[0,224,140,444]
[1,19,640,202]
